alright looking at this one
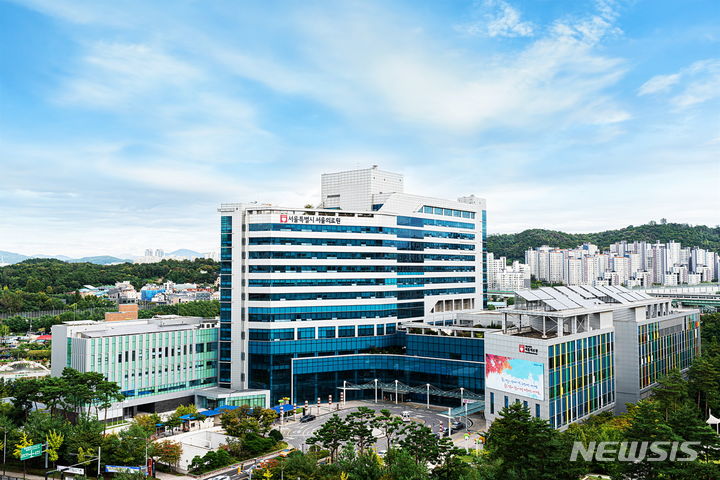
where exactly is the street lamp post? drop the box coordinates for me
[464,402,468,432]
[447,407,452,436]
[374,379,378,403]
[3,429,6,476]
[394,380,398,404]
[426,384,430,409]
[342,380,347,408]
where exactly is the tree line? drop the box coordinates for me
[0,258,218,297]
[0,299,220,334]
[486,222,720,261]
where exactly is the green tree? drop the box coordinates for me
[398,421,455,466]
[220,405,277,438]
[39,377,68,416]
[9,377,43,419]
[346,407,377,453]
[688,355,720,418]
[307,414,351,461]
[652,369,689,421]
[372,409,405,450]
[67,418,104,461]
[617,400,681,480]
[384,448,430,480]
[484,403,582,480]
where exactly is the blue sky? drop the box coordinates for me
[1,0,719,257]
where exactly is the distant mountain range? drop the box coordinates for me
[168,249,206,258]
[0,248,212,266]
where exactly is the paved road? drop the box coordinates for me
[209,401,485,479]
[281,401,480,450]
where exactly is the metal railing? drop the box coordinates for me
[340,380,483,401]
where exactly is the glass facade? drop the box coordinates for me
[292,353,483,406]
[86,327,218,400]
[405,334,484,362]
[548,333,615,429]
[219,215,232,387]
[225,197,485,404]
[638,314,701,389]
[249,332,401,402]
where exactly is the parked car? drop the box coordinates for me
[300,414,317,423]
[450,421,465,433]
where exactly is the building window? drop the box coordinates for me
[319,327,336,339]
[490,392,494,414]
[338,326,355,338]
[535,404,540,418]
[504,396,509,408]
[298,328,315,340]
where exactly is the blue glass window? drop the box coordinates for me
[338,326,355,338]
[358,325,374,337]
[319,327,336,338]
[271,329,294,341]
[298,328,315,339]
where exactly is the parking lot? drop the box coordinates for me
[207,400,486,479]
[281,400,486,452]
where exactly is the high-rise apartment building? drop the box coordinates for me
[218,167,486,402]
[525,241,718,287]
[486,253,530,291]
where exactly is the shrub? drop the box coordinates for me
[242,432,275,455]
[268,428,284,443]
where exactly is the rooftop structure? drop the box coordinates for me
[483,286,700,429]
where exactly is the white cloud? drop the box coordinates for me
[257,0,629,132]
[638,59,720,108]
[638,73,680,95]
[458,0,534,38]
[57,42,201,108]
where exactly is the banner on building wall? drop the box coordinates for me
[485,354,544,401]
